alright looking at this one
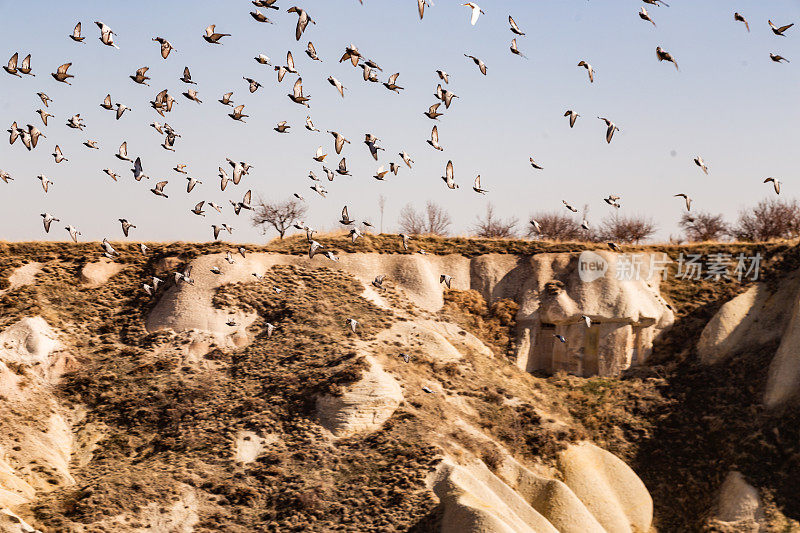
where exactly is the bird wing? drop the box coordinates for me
[446,160,454,181]
[778,23,794,32]
[388,72,399,85]
[418,0,425,19]
[342,205,349,220]
[7,53,17,69]
[296,12,309,40]
[183,66,191,80]
[73,22,82,37]
[119,141,127,156]
[339,157,347,172]
[243,190,252,205]
[293,77,303,97]
[308,42,316,56]
[287,50,295,70]
[137,66,149,76]
[429,103,440,113]
[205,25,215,36]
[431,125,439,144]
[57,62,71,75]
[509,15,521,32]
[470,5,481,25]
[474,175,480,189]
[155,181,167,191]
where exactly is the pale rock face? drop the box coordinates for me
[148,252,673,377]
[698,284,767,364]
[430,441,653,533]
[712,471,765,530]
[697,269,800,408]
[79,258,123,288]
[557,442,653,533]
[0,318,75,508]
[1,262,41,294]
[316,356,403,437]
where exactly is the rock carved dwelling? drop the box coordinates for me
[0,237,799,532]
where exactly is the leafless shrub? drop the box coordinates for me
[398,201,452,236]
[527,211,582,241]
[731,198,800,242]
[678,211,729,242]
[598,213,657,244]
[252,198,307,239]
[472,204,518,238]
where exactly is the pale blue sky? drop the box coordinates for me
[0,0,798,242]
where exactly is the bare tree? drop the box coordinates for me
[527,211,582,241]
[731,198,800,242]
[598,213,657,244]
[378,194,386,234]
[472,203,518,238]
[252,198,308,239]
[679,211,729,242]
[398,201,452,236]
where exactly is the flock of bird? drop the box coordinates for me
[0,2,795,342]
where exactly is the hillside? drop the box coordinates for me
[0,236,799,532]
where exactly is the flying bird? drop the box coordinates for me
[287,6,315,41]
[442,160,458,189]
[51,63,73,84]
[764,177,781,195]
[674,193,692,211]
[639,7,656,26]
[427,125,444,151]
[306,42,321,61]
[41,213,59,233]
[203,24,231,44]
[463,3,484,26]
[656,46,679,71]
[119,219,136,237]
[180,67,196,84]
[694,156,708,175]
[597,117,620,144]
[510,39,527,59]
[153,37,176,59]
[95,21,119,48]
[464,54,487,75]
[473,175,488,194]
[327,76,346,97]
[564,109,579,128]
[130,66,150,85]
[578,61,594,83]
[509,15,525,35]
[769,20,794,36]
[70,22,85,42]
[734,13,749,32]
[770,53,790,63]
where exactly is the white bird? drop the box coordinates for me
[132,157,148,181]
[463,3,484,25]
[442,160,458,189]
[40,213,59,233]
[66,225,81,242]
[37,174,52,193]
[345,318,358,333]
[578,61,594,83]
[694,156,708,175]
[473,175,487,194]
[440,274,453,289]
[764,177,781,195]
[52,145,67,163]
[427,125,444,151]
[564,109,579,128]
[674,193,692,211]
[95,21,119,48]
[597,117,620,144]
[116,141,131,162]
[187,177,202,193]
[151,181,169,198]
